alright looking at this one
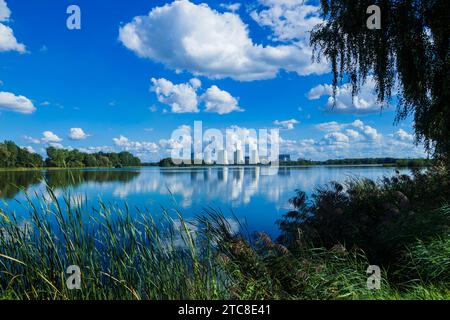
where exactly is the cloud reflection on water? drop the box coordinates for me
[1,167,408,235]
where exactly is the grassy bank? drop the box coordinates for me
[0,167,449,300]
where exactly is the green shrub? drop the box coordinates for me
[277,166,450,264]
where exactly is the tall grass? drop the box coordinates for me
[0,186,228,300]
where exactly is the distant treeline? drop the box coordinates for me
[1,140,429,169]
[144,157,431,168]
[0,141,141,168]
[287,158,432,167]
[45,147,141,168]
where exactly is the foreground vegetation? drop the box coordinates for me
[0,166,449,300]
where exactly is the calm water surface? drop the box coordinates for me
[0,166,408,236]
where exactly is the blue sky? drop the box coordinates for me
[0,0,425,161]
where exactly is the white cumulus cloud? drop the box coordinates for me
[274,119,299,130]
[0,24,25,52]
[23,135,41,144]
[119,0,328,81]
[251,0,323,42]
[48,143,64,149]
[42,131,62,143]
[151,77,242,114]
[0,1,26,53]
[78,146,115,154]
[201,85,243,115]
[278,120,425,160]
[307,84,333,100]
[113,135,159,154]
[68,128,89,140]
[392,129,414,142]
[315,121,345,132]
[321,132,350,145]
[0,91,36,114]
[113,135,131,147]
[151,77,199,113]
[0,0,11,22]
[316,119,382,142]
[307,77,389,115]
[220,3,241,12]
[23,146,36,153]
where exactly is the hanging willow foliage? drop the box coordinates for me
[311,0,449,161]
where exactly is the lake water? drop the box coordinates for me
[0,166,408,236]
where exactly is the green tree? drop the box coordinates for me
[118,151,141,167]
[84,154,99,167]
[66,149,85,168]
[159,158,175,167]
[311,0,449,160]
[105,153,120,167]
[46,147,68,167]
[0,144,11,168]
[0,141,42,168]
[17,147,43,167]
[4,141,18,167]
[96,155,112,167]
[43,147,141,168]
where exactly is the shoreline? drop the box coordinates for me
[0,163,427,172]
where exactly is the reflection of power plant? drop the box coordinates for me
[217,167,229,182]
[111,165,307,210]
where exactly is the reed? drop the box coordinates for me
[0,184,229,300]
[0,181,448,300]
